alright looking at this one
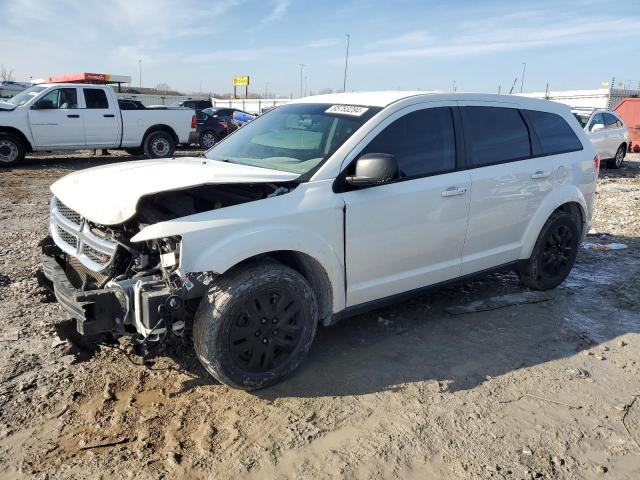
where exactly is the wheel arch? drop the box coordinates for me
[142,124,178,145]
[520,188,588,260]
[226,250,335,326]
[0,126,33,152]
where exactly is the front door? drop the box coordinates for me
[28,87,84,147]
[81,88,120,146]
[587,113,608,158]
[342,104,471,307]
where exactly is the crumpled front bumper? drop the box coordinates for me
[39,237,124,336]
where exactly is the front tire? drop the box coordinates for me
[609,144,626,169]
[143,130,175,158]
[0,133,26,167]
[517,210,580,290]
[193,262,318,390]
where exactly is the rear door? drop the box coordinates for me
[342,103,471,306]
[28,87,84,147]
[81,88,120,147]
[460,104,554,274]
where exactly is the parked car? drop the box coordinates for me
[191,109,230,148]
[40,92,597,390]
[0,84,195,166]
[170,99,212,111]
[572,108,629,168]
[202,107,255,131]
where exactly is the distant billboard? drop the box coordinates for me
[233,76,250,87]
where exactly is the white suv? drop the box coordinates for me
[40,92,598,389]
[573,108,629,168]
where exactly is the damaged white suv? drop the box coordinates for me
[41,92,598,389]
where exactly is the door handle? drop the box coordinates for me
[67,114,80,118]
[441,186,467,197]
[531,171,551,179]
[103,114,115,118]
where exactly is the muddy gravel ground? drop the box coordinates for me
[0,150,639,480]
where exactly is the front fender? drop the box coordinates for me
[180,224,345,311]
[131,180,346,312]
[519,184,588,259]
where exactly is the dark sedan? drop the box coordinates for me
[192,110,230,148]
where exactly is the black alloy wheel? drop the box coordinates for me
[540,224,574,280]
[229,291,303,373]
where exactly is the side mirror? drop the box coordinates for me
[345,153,400,187]
[591,123,604,132]
[33,99,55,110]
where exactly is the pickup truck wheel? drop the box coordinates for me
[0,133,25,167]
[199,130,217,149]
[609,145,626,169]
[143,131,175,158]
[517,211,580,290]
[193,262,318,390]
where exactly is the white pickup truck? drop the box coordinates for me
[0,83,195,166]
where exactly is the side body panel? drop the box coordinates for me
[120,108,194,147]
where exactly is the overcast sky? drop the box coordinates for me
[2,0,640,96]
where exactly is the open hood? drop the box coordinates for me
[50,157,299,225]
[0,101,17,111]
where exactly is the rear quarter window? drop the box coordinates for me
[461,106,531,167]
[524,110,583,155]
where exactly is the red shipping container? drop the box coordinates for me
[614,98,640,148]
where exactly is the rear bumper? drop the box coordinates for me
[39,239,124,336]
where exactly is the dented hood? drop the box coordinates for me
[50,157,299,225]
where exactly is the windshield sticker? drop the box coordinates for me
[325,105,369,117]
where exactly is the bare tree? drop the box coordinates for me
[0,66,15,82]
[155,82,171,92]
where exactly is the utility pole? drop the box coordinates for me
[304,75,308,96]
[343,33,350,93]
[299,64,305,98]
[520,62,526,93]
[265,82,270,98]
[497,85,501,94]
[452,80,456,92]
[138,59,142,88]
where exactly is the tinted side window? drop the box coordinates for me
[604,113,618,129]
[525,110,583,155]
[360,107,456,178]
[462,106,531,167]
[84,89,109,109]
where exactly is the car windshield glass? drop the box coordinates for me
[204,103,380,174]
[6,85,46,106]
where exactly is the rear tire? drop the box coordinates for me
[517,210,580,290]
[199,130,217,149]
[0,133,26,167]
[193,262,318,390]
[608,144,626,169]
[143,130,175,158]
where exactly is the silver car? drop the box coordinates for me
[573,108,629,168]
